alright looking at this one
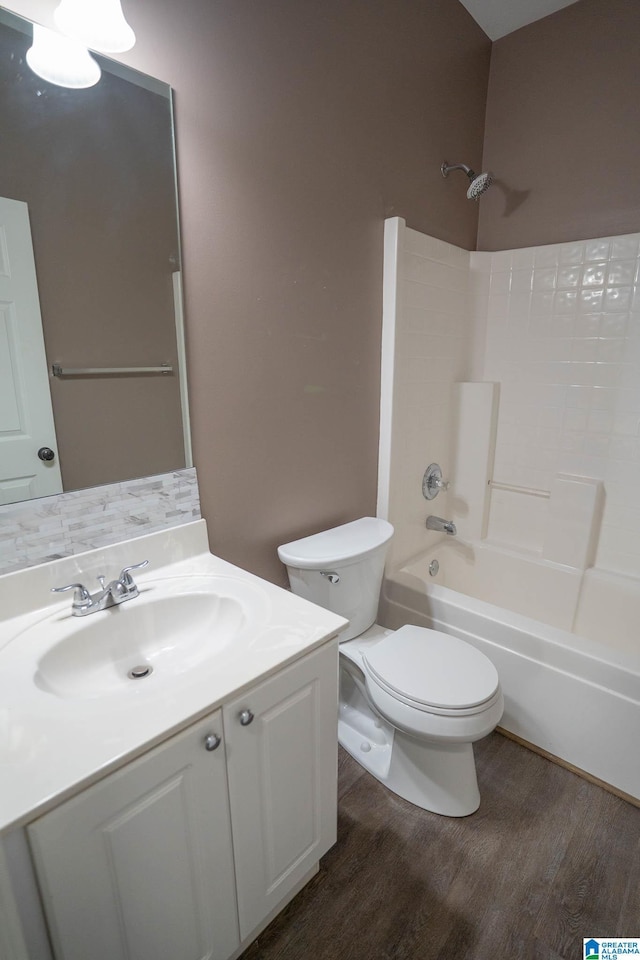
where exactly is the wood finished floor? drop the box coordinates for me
[241,734,640,960]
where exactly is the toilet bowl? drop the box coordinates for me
[277,517,504,817]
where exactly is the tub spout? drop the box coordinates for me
[426,516,457,536]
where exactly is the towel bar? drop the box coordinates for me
[52,363,173,378]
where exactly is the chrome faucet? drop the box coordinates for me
[52,560,149,616]
[426,516,457,536]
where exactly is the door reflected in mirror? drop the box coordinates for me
[0,7,190,506]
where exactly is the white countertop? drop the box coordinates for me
[0,521,347,834]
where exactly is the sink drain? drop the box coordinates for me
[128,665,153,680]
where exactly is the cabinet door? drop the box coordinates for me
[28,712,239,960]
[224,642,338,939]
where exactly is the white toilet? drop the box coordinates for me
[277,517,503,817]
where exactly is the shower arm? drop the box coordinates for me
[441,161,476,181]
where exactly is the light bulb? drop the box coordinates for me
[26,24,101,89]
[54,0,135,54]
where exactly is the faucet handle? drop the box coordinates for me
[118,560,150,587]
[422,463,450,500]
[51,582,92,608]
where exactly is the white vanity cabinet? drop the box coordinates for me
[28,708,240,960]
[224,639,338,940]
[27,641,338,960]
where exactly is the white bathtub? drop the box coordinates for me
[379,539,640,802]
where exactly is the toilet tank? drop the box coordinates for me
[277,517,394,642]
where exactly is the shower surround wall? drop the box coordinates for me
[379,220,470,570]
[380,222,640,795]
[382,218,640,588]
[473,235,640,579]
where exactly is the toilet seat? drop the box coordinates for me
[362,625,500,718]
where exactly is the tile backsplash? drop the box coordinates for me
[0,468,200,575]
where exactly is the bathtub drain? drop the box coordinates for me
[429,559,440,577]
[128,665,153,680]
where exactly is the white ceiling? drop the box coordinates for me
[458,0,581,40]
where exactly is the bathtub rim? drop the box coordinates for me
[380,561,640,801]
[383,560,640,700]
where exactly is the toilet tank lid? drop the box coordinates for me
[277,517,394,568]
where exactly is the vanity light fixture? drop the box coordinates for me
[26,24,101,88]
[54,0,135,53]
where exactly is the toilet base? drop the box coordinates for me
[338,719,480,817]
[338,626,483,816]
[387,731,480,816]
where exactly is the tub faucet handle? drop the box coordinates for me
[422,463,450,500]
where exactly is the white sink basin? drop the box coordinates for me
[28,576,270,700]
[0,521,349,834]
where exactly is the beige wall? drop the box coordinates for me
[478,0,640,250]
[6,0,637,589]
[4,0,490,583]
[177,0,489,584]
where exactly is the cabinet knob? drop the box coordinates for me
[204,733,222,751]
[239,709,254,726]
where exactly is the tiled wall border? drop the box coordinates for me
[0,468,200,575]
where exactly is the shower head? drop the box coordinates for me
[441,161,494,201]
[466,170,493,200]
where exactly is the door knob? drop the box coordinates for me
[38,446,56,462]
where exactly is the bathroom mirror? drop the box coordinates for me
[0,6,190,506]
